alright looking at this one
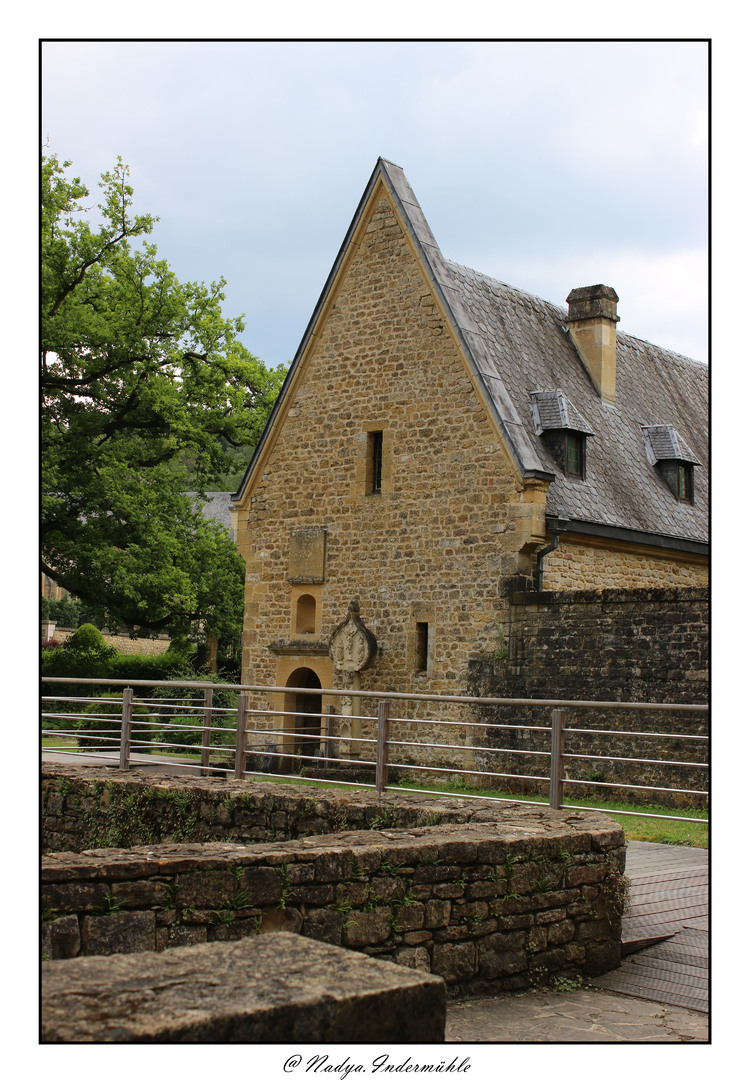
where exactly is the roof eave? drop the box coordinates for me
[546,515,708,556]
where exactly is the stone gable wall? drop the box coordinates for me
[42,768,624,992]
[235,192,527,755]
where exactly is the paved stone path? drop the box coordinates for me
[445,986,708,1042]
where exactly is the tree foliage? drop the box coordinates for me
[41,153,285,642]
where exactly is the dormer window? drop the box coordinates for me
[564,432,584,478]
[656,460,695,504]
[530,390,593,480]
[642,425,700,505]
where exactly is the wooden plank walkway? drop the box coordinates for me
[590,841,708,1013]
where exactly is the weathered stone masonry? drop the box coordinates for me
[42,768,625,992]
[469,586,708,806]
[235,191,539,756]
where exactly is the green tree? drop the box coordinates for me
[41,152,285,643]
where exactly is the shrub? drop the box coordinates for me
[65,623,109,654]
[75,696,157,750]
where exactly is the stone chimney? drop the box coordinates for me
[565,285,619,405]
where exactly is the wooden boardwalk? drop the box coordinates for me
[590,841,708,1013]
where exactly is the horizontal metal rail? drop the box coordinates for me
[386,760,551,784]
[387,736,551,758]
[563,776,707,797]
[565,725,708,741]
[41,676,708,712]
[250,747,378,771]
[388,715,552,733]
[562,751,708,769]
[41,676,709,826]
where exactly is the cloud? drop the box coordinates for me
[41,40,707,369]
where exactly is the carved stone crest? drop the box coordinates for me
[328,600,377,674]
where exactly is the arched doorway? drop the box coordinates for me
[284,667,323,759]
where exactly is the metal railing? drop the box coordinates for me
[41,677,709,824]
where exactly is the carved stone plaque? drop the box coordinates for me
[328,600,377,674]
[288,528,326,584]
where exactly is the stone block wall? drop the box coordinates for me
[469,586,708,807]
[42,768,625,993]
[51,628,171,655]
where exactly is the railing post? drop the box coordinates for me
[376,699,390,795]
[234,693,248,780]
[201,687,214,776]
[325,705,336,767]
[549,707,566,810]
[119,687,133,771]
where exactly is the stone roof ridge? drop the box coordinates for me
[444,258,568,319]
[615,328,706,371]
[446,257,706,371]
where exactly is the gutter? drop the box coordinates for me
[535,521,567,591]
[546,516,708,557]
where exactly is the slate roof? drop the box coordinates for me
[187,492,235,539]
[236,158,708,550]
[443,260,708,545]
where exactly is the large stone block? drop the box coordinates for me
[42,933,446,1042]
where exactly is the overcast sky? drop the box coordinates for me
[41,40,708,368]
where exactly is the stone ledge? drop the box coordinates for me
[41,932,446,1043]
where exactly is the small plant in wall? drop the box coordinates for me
[418,853,442,868]
[100,891,125,914]
[328,898,355,929]
[363,888,383,913]
[380,858,405,879]
[277,863,296,911]
[211,887,251,926]
[556,844,574,869]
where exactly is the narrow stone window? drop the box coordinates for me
[415,622,429,672]
[367,430,383,494]
[296,594,317,634]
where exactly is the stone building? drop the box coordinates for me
[232,159,707,767]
